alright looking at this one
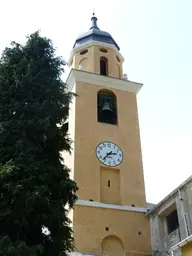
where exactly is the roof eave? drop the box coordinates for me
[73,35,120,51]
[147,175,192,215]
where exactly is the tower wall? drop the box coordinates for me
[72,80,146,207]
[71,45,123,79]
[65,15,152,255]
[73,205,151,255]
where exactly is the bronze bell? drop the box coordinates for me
[100,101,113,112]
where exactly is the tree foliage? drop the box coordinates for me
[0,32,78,255]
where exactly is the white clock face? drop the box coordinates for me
[96,141,123,167]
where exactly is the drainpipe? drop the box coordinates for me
[178,188,190,237]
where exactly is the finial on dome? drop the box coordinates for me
[90,10,99,29]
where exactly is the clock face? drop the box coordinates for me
[96,141,123,167]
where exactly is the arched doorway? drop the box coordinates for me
[102,236,124,256]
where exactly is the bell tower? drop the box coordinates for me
[65,14,151,256]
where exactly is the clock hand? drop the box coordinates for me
[103,151,112,160]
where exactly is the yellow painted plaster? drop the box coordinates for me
[73,205,151,255]
[65,37,151,255]
[73,81,146,207]
[181,242,192,256]
[71,45,123,79]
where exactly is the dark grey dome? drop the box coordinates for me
[73,15,120,51]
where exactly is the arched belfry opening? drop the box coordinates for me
[100,57,108,76]
[97,89,117,125]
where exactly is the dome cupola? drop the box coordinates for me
[73,13,120,51]
[68,13,124,79]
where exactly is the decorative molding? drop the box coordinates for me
[75,199,147,213]
[68,40,124,65]
[66,69,143,94]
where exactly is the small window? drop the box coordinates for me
[80,49,88,55]
[166,209,179,234]
[100,48,108,53]
[97,89,117,125]
[108,180,110,187]
[100,57,108,76]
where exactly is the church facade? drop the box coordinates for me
[64,14,152,256]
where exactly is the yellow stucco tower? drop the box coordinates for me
[65,14,151,256]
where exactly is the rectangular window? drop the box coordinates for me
[166,209,179,234]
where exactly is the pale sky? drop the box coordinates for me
[1,0,192,204]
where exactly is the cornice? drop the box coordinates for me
[66,69,143,94]
[75,199,147,213]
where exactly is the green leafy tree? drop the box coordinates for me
[0,32,78,256]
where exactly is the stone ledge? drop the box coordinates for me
[75,199,147,213]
